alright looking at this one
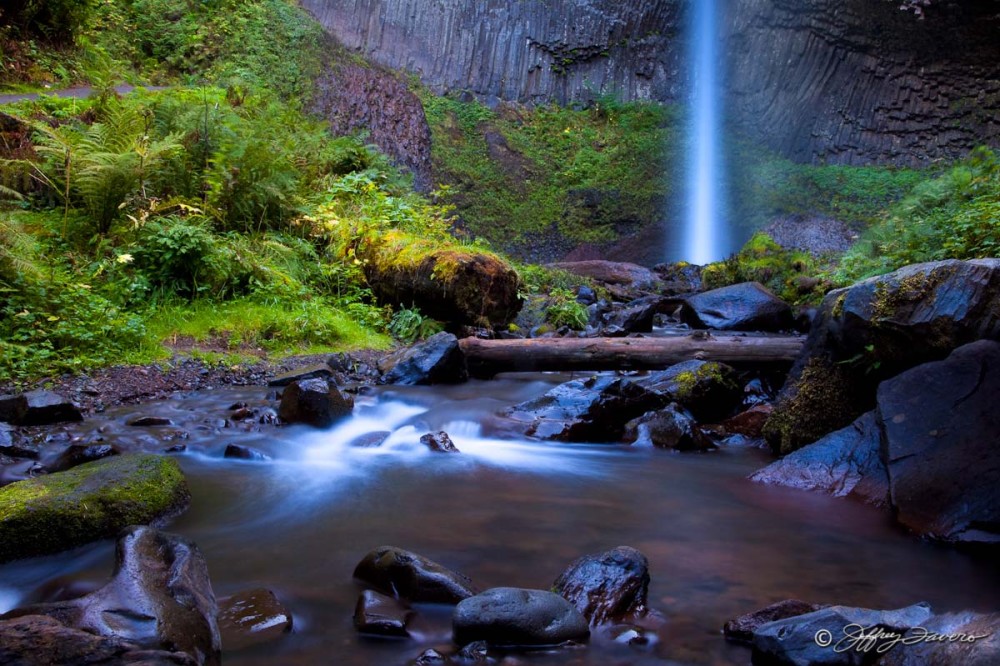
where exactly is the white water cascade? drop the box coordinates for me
[683,0,727,264]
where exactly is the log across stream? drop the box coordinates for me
[460,334,806,378]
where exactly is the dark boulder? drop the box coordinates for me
[218,588,292,651]
[878,611,1000,666]
[7,390,83,426]
[47,443,121,473]
[420,431,460,453]
[0,454,189,563]
[502,375,666,443]
[379,333,469,386]
[878,340,1000,544]
[353,590,414,638]
[223,444,270,462]
[634,360,742,422]
[453,588,590,647]
[622,404,715,451]
[353,546,477,604]
[2,526,220,665]
[765,259,1000,455]
[750,411,889,507]
[277,378,354,428]
[752,603,932,666]
[721,404,773,438]
[723,599,823,645]
[602,296,674,334]
[553,546,650,625]
[267,363,334,387]
[680,282,793,332]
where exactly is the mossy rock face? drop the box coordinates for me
[765,259,1000,455]
[362,232,522,328]
[0,453,189,563]
[636,360,742,423]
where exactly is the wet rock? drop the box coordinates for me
[165,444,187,454]
[420,431,460,453]
[503,375,665,443]
[878,611,1000,666]
[878,340,1000,544]
[0,454,190,563]
[680,282,793,332]
[547,261,663,297]
[8,390,83,426]
[553,546,649,625]
[354,546,477,604]
[750,411,889,507]
[635,359,742,422]
[721,404,773,438]
[0,615,143,665]
[350,431,392,448]
[277,378,354,428]
[611,625,659,648]
[0,394,20,423]
[258,408,280,426]
[230,407,254,421]
[223,444,270,462]
[218,588,292,651]
[601,296,674,334]
[765,258,1000,455]
[575,286,597,305]
[752,603,933,666]
[653,262,702,295]
[723,599,823,645]
[379,333,469,386]
[0,424,38,460]
[3,526,221,665]
[353,590,414,638]
[267,363,334,387]
[47,443,122,473]
[453,588,590,647]
[457,640,498,662]
[413,648,448,665]
[127,416,175,427]
[622,404,715,451]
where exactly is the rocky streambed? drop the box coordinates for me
[1,259,999,665]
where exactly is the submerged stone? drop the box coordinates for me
[453,588,590,647]
[553,546,650,625]
[218,588,292,651]
[353,590,413,638]
[354,546,477,604]
[278,378,354,428]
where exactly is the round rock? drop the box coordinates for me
[453,587,590,647]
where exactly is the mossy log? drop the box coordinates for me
[360,230,522,328]
[459,334,805,378]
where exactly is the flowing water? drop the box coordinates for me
[2,378,998,665]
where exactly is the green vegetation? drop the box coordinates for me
[0,453,189,562]
[422,93,675,254]
[835,146,1000,282]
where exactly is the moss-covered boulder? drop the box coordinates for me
[0,453,189,563]
[634,360,742,423]
[360,230,522,329]
[765,259,1000,454]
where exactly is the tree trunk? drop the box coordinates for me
[459,334,805,378]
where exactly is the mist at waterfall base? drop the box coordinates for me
[666,0,736,265]
[2,382,999,665]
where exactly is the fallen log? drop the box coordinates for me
[459,334,806,378]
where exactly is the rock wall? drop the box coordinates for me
[301,0,1000,166]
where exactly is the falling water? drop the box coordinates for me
[683,0,727,264]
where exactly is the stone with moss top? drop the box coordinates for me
[0,453,189,563]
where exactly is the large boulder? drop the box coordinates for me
[765,259,1000,454]
[501,375,666,443]
[680,282,793,332]
[277,378,354,428]
[453,588,590,647]
[379,332,469,386]
[0,454,189,563]
[877,340,1000,544]
[353,546,477,604]
[4,390,83,426]
[752,603,933,666]
[750,411,889,507]
[553,547,650,625]
[634,360,742,422]
[2,526,220,665]
[878,611,1000,666]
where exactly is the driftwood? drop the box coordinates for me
[459,334,806,378]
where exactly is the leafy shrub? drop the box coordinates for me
[388,307,444,343]
[133,217,218,299]
[544,288,589,330]
[702,233,825,304]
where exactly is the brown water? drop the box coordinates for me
[1,377,998,665]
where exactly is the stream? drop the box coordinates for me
[1,375,998,665]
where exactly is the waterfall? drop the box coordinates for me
[683,0,727,265]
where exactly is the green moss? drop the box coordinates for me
[762,358,864,455]
[0,453,189,563]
